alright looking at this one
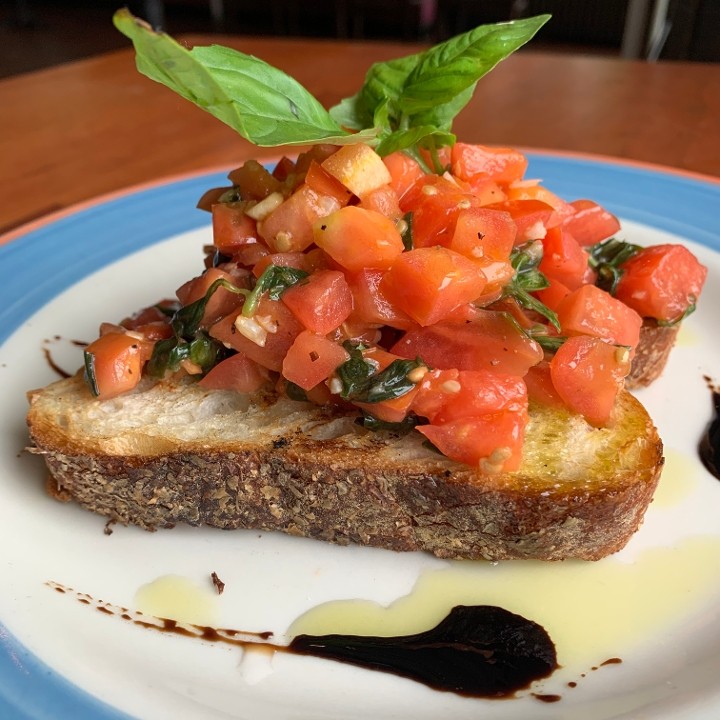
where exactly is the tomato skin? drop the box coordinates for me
[199,352,269,393]
[258,185,341,253]
[451,143,528,185]
[448,207,515,263]
[212,203,259,254]
[346,268,416,330]
[550,335,630,426]
[614,244,708,322]
[486,199,560,244]
[210,297,302,372]
[563,200,621,247]
[557,284,642,352]
[417,410,526,471]
[391,312,543,377]
[412,368,527,424]
[84,332,144,400]
[176,267,250,327]
[313,206,404,272]
[228,159,283,201]
[281,269,353,335]
[383,151,425,203]
[381,247,488,327]
[282,330,349,391]
[304,160,353,206]
[539,227,591,291]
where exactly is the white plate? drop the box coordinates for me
[1,153,719,719]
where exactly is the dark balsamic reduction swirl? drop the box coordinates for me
[699,388,720,480]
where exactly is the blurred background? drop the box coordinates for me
[1,0,718,78]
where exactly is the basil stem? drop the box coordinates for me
[503,240,561,331]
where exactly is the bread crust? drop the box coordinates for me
[627,318,680,389]
[27,375,663,561]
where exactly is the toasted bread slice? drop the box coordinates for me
[27,373,663,561]
[627,318,680,389]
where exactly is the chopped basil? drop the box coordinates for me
[83,350,100,397]
[503,240,560,331]
[172,278,248,338]
[242,264,309,317]
[337,343,426,403]
[356,412,423,434]
[526,327,566,353]
[285,380,309,402]
[401,211,414,251]
[588,238,641,295]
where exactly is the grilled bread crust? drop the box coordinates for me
[27,373,663,561]
[627,319,680,389]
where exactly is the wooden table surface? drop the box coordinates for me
[1,35,719,236]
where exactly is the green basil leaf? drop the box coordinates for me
[337,343,377,398]
[526,327,566,353]
[146,337,189,377]
[588,238,642,295]
[358,358,425,403]
[399,16,550,116]
[242,265,309,317]
[356,412,423,434]
[375,126,455,158]
[83,350,99,397]
[172,277,248,338]
[114,9,376,147]
[285,380,309,402]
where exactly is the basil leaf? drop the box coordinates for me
[242,265,309,317]
[113,9,375,147]
[356,412,423,434]
[172,278,247,337]
[399,16,550,116]
[83,350,100,397]
[588,238,641,295]
[336,343,377,398]
[503,240,560,331]
[285,380,309,402]
[375,126,455,158]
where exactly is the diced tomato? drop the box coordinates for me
[533,274,572,313]
[451,143,528,185]
[84,332,145,400]
[557,284,642,352]
[486,199,560,244]
[383,151,426,203]
[614,244,708,322]
[524,362,565,409]
[258,184,341,253]
[271,156,296,182]
[346,268,415,330]
[132,321,174,342]
[550,335,630,426]
[251,251,326,279]
[412,368,527,424]
[198,352,269,393]
[313,206,404,272]
[197,186,233,212]
[228,159,283,201]
[210,297,302,372]
[304,160,353,206]
[281,269,353,335]
[381,247,487,326]
[321,143,392,198]
[563,200,621,247]
[212,203,259,254]
[121,303,173,331]
[465,178,507,206]
[294,144,341,177]
[417,410,526,471]
[176,267,250,327]
[282,330,349,391]
[391,311,543,376]
[448,207,515,263]
[405,175,481,248]
[505,184,575,223]
[358,184,402,219]
[231,242,270,269]
[538,226,590,291]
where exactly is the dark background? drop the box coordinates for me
[1,0,718,79]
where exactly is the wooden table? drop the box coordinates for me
[1,35,719,236]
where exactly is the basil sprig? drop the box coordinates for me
[337,342,426,403]
[114,9,549,162]
[503,240,560,331]
[588,238,641,295]
[147,277,246,377]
